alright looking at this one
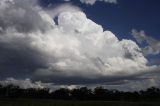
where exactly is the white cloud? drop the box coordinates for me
[32,11,149,78]
[45,3,81,19]
[0,78,79,91]
[0,0,156,86]
[0,78,52,89]
[80,0,117,5]
[131,29,160,55]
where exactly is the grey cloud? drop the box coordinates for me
[64,0,71,2]
[80,0,117,5]
[62,0,117,5]
[114,72,160,91]
[0,41,48,79]
[0,0,53,33]
[0,78,52,89]
[1,70,160,91]
[131,29,160,55]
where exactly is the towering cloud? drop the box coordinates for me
[0,0,155,87]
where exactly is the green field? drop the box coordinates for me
[0,99,160,106]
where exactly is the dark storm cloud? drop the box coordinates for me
[32,67,160,85]
[0,0,57,79]
[0,41,48,79]
[1,69,160,91]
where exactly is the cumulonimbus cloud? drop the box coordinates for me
[0,0,156,86]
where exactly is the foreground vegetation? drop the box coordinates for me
[1,84,160,102]
[0,98,160,106]
[1,84,160,106]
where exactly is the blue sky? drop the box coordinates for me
[86,0,160,39]
[39,0,160,40]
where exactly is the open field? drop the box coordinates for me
[0,99,160,106]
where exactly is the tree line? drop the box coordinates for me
[0,84,160,101]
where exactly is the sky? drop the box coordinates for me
[0,0,160,91]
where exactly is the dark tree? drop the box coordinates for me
[0,84,160,101]
[51,88,70,100]
[71,87,93,100]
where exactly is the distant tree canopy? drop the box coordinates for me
[0,84,160,101]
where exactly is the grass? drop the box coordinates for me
[0,98,160,106]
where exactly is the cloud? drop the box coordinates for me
[0,0,157,87]
[0,78,52,89]
[0,78,79,91]
[64,0,71,2]
[0,0,53,33]
[62,0,117,5]
[45,3,81,19]
[107,70,160,91]
[1,69,160,91]
[131,29,160,55]
[79,0,117,5]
